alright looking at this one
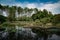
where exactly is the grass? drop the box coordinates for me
[0,21,60,28]
[1,21,51,27]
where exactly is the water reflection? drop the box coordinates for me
[0,26,60,40]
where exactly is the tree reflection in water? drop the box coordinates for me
[0,27,60,40]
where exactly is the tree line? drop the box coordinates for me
[0,4,60,24]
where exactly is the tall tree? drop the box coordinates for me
[17,7,23,14]
[24,7,29,13]
[33,8,38,13]
[27,8,33,16]
[8,6,16,21]
[43,9,48,17]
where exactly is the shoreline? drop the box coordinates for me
[0,21,60,28]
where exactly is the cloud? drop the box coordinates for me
[0,0,60,14]
[26,3,36,8]
[20,1,60,14]
[38,1,60,14]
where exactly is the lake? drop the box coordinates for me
[0,26,60,40]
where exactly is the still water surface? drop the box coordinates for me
[0,26,60,40]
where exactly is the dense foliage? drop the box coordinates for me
[0,4,60,25]
[0,15,7,24]
[52,14,60,24]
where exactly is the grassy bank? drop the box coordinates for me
[0,21,60,28]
